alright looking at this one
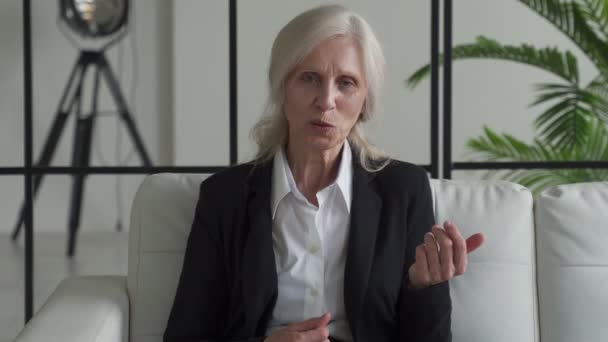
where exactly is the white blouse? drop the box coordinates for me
[265,141,353,342]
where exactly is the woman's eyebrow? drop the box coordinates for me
[296,66,362,78]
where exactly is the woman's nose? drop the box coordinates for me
[314,82,336,112]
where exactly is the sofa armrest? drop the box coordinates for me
[14,275,129,342]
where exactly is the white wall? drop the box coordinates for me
[1,0,597,234]
[174,0,433,165]
[174,0,229,165]
[174,0,596,175]
[0,0,173,234]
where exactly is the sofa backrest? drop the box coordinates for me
[127,173,207,342]
[430,179,538,342]
[534,182,608,342]
[127,174,538,342]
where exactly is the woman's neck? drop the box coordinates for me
[286,141,344,206]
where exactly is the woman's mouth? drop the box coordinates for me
[310,120,334,128]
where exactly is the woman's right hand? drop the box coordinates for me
[264,313,331,342]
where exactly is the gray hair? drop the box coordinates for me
[250,4,390,172]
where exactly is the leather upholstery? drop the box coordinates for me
[14,174,608,342]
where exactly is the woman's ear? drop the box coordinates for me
[358,106,369,122]
[359,100,368,121]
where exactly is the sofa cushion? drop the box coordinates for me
[535,182,608,342]
[128,174,539,342]
[430,179,538,342]
[128,173,207,342]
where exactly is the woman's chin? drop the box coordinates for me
[305,136,343,152]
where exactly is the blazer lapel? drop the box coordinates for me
[344,161,382,336]
[238,156,382,335]
[241,161,278,332]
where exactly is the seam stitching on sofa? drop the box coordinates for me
[135,176,149,290]
[130,174,153,337]
[533,200,543,342]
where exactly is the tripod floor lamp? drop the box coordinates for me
[12,0,152,257]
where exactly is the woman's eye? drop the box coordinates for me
[339,78,355,88]
[301,72,319,84]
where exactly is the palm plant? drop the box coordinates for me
[407,0,608,194]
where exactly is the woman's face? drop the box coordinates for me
[283,36,368,154]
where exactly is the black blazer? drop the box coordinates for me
[164,156,451,342]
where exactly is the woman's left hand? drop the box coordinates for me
[407,221,485,289]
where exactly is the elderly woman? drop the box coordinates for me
[164,5,484,342]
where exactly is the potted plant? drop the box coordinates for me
[407,0,608,194]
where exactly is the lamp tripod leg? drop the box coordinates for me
[11,55,87,241]
[99,54,152,166]
[66,116,94,257]
[66,64,99,257]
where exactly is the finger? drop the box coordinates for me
[299,326,329,341]
[287,313,330,332]
[443,220,464,240]
[424,231,442,283]
[410,244,431,288]
[443,221,467,274]
[318,312,331,326]
[286,313,331,332]
[432,226,455,281]
[466,233,486,253]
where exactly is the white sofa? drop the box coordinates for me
[13,174,608,342]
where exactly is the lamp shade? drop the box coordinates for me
[59,0,128,38]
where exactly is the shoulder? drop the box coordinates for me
[198,161,258,198]
[369,159,431,200]
[374,159,429,186]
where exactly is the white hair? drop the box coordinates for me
[251,4,390,172]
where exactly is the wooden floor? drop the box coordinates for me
[0,231,128,342]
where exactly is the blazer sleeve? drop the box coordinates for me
[163,181,264,342]
[397,169,452,342]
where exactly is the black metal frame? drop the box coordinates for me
[8,0,235,323]
[6,0,607,325]
[437,0,608,177]
[229,0,238,165]
[443,0,453,180]
[430,0,440,179]
[22,0,34,322]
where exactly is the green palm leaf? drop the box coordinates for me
[578,0,608,39]
[407,0,608,194]
[530,82,604,149]
[518,0,608,74]
[406,36,579,89]
[581,116,608,178]
[581,119,608,180]
[584,116,608,159]
[585,74,608,122]
[466,126,568,162]
[466,126,608,194]
[586,74,608,97]
[511,170,571,194]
